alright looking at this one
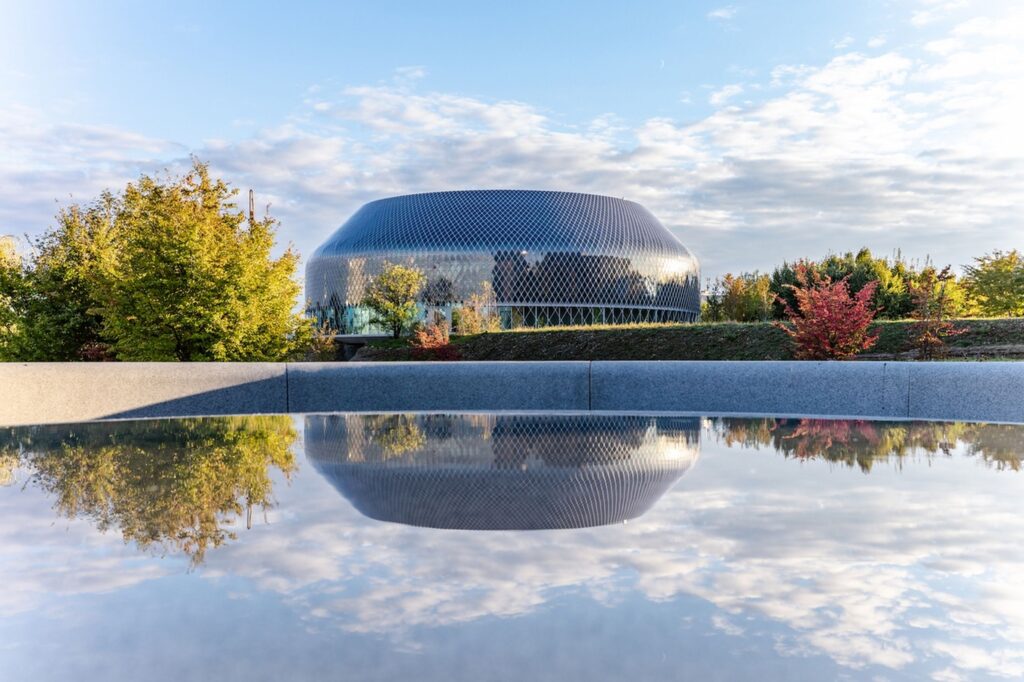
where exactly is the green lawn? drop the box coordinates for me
[357,318,1024,361]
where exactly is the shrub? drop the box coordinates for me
[300,321,339,361]
[775,263,880,360]
[454,282,500,334]
[77,341,116,361]
[908,266,966,360]
[409,321,461,361]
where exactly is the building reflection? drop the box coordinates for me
[305,414,701,530]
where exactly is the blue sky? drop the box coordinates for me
[1,0,1022,281]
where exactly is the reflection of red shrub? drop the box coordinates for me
[783,418,878,459]
[774,264,879,360]
[409,324,461,361]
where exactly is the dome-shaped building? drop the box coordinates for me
[306,190,700,334]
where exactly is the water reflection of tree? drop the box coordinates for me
[712,417,1021,472]
[0,416,297,565]
[0,451,16,486]
[363,415,426,458]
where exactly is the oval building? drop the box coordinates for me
[306,190,700,333]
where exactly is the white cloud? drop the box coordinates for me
[0,485,177,615]
[394,65,427,81]
[911,0,970,26]
[1,9,1023,281]
[709,83,744,106]
[707,6,737,21]
[832,35,854,50]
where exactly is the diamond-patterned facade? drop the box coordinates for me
[306,190,701,334]
[305,414,701,530]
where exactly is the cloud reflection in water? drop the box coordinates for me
[1,415,1023,681]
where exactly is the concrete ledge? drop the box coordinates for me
[0,363,287,426]
[908,362,1024,422]
[288,361,590,413]
[0,361,1022,426]
[590,361,911,418]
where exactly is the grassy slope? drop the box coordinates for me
[359,318,1024,361]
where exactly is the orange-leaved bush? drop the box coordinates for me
[409,322,461,361]
[774,263,880,360]
[908,265,966,360]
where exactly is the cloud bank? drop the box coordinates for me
[0,5,1021,281]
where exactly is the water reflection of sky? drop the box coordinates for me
[1,414,1022,681]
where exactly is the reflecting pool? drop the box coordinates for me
[1,414,1022,680]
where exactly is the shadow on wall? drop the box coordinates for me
[104,376,287,420]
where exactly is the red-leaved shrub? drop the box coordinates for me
[409,323,461,361]
[774,264,879,360]
[77,341,116,361]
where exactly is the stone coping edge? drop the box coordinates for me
[0,360,1021,426]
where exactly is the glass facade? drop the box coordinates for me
[304,413,701,530]
[306,190,700,334]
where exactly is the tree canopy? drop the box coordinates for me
[963,250,1024,317]
[361,262,425,338]
[705,248,982,323]
[0,160,314,361]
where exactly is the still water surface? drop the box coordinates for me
[1,414,1022,681]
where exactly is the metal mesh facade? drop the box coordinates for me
[306,190,700,334]
[305,414,701,530]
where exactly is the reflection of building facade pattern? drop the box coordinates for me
[305,414,700,530]
[306,190,701,334]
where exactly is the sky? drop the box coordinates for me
[1,0,1022,283]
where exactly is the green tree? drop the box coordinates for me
[366,414,427,456]
[87,161,310,360]
[709,417,1023,473]
[1,161,313,361]
[702,272,774,322]
[362,262,425,338]
[771,248,916,320]
[0,236,24,359]
[0,200,117,361]
[963,250,1024,317]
